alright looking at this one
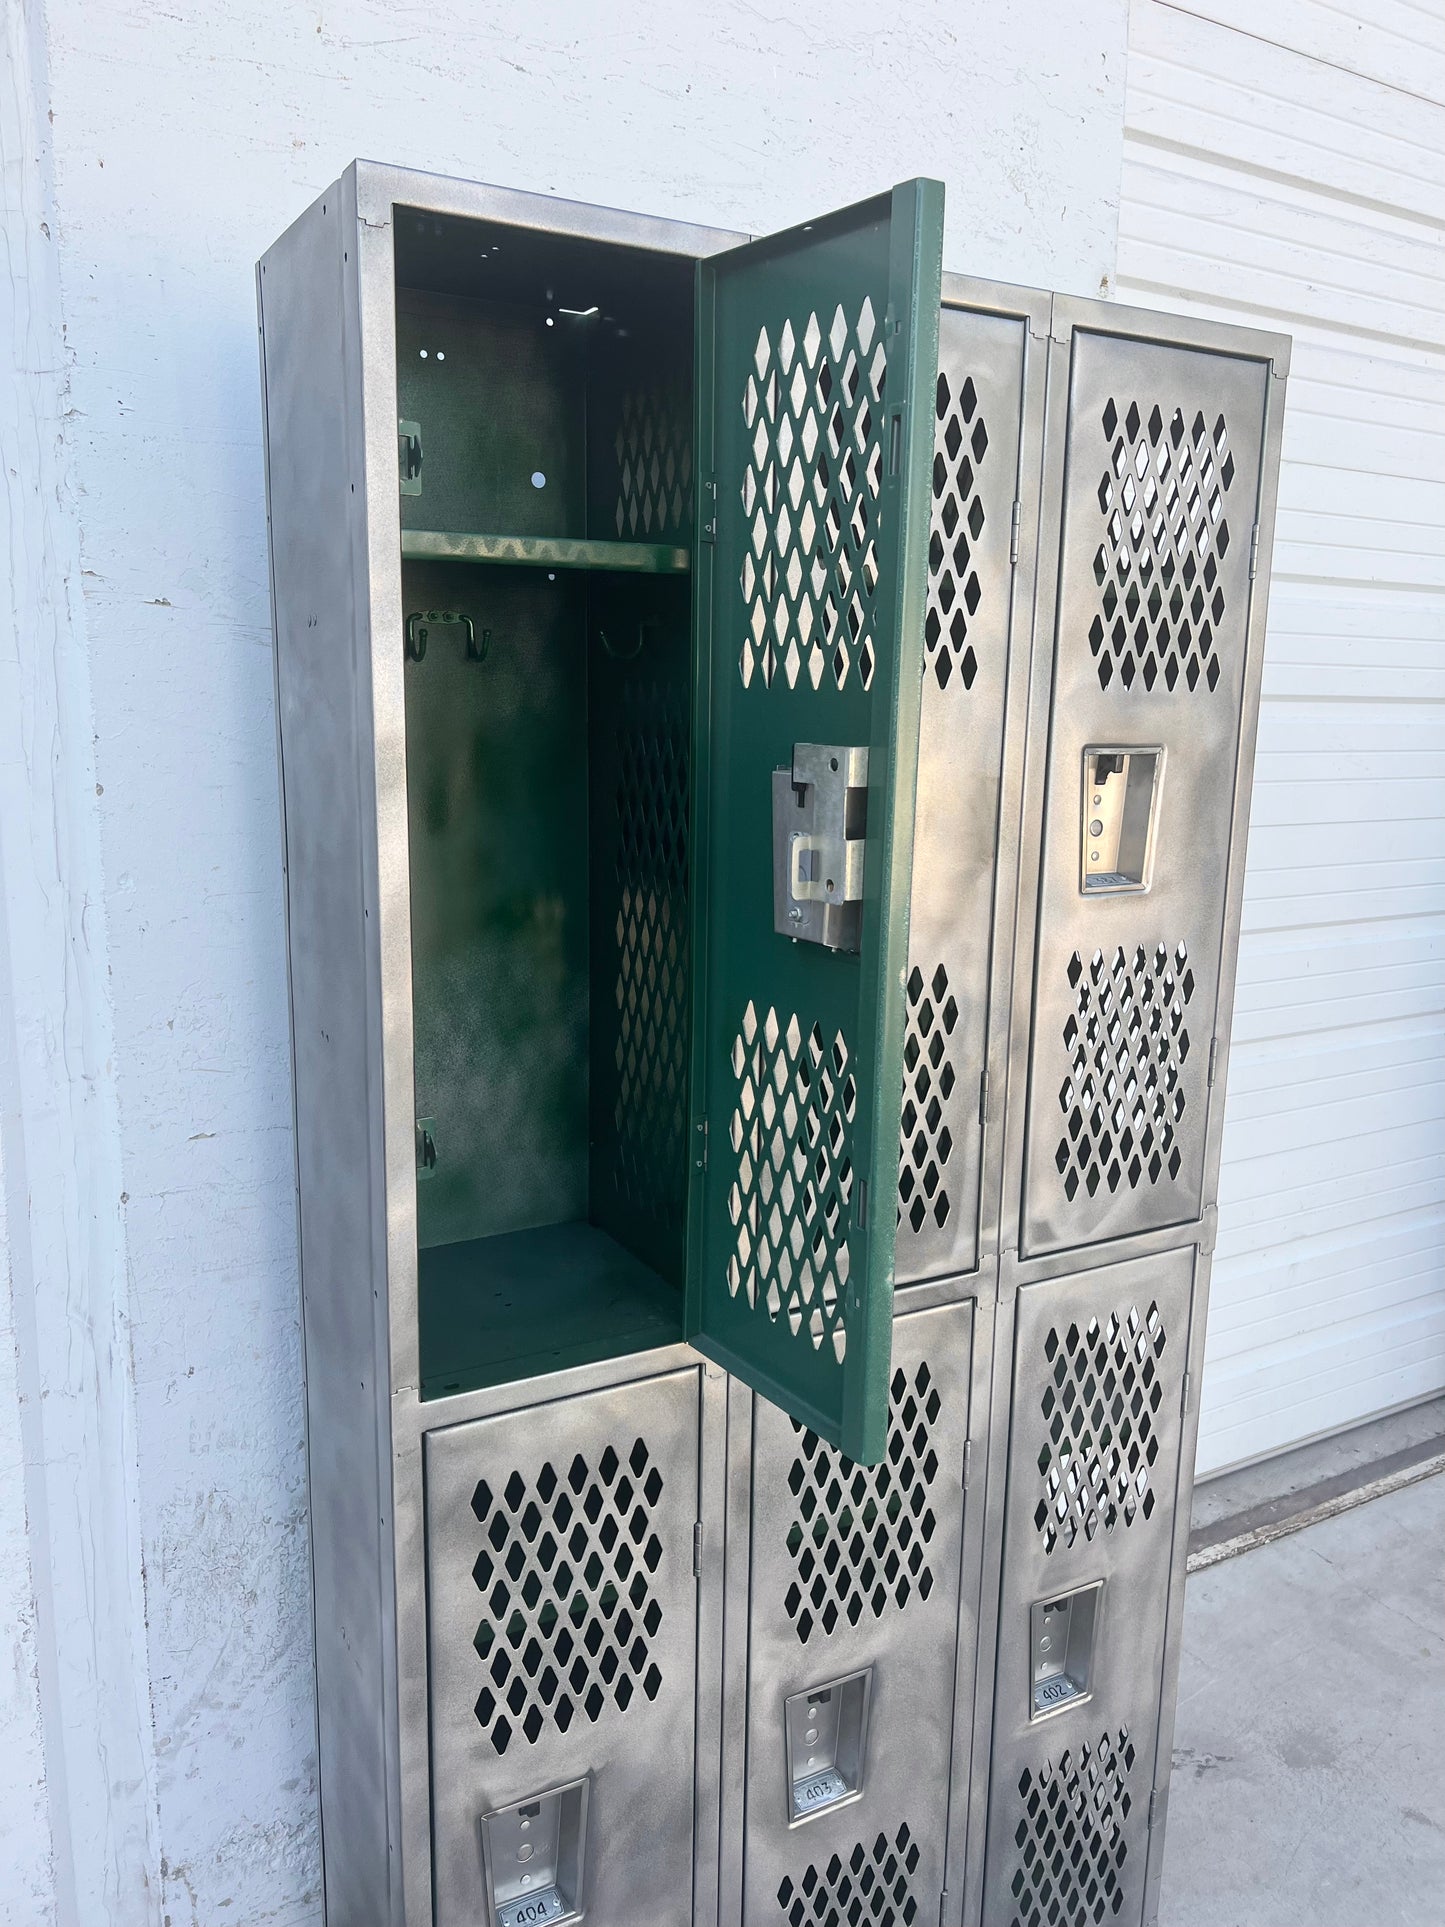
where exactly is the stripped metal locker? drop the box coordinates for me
[259,161,1287,1927]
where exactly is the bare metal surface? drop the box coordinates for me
[981,1249,1196,1927]
[425,1368,701,1927]
[736,1302,973,1925]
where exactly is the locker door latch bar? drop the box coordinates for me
[772,743,869,952]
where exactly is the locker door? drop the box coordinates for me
[425,1371,701,1927]
[983,1252,1196,1927]
[896,294,1033,1286]
[1019,321,1273,1258]
[688,183,944,1462]
[740,1301,973,1927]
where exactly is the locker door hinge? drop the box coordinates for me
[1009,498,1022,566]
[702,477,718,545]
[1248,522,1260,580]
[1182,1370,1193,1416]
[938,1889,950,1927]
[692,1521,704,1576]
[962,1437,974,1492]
[695,1118,708,1172]
[978,1071,989,1127]
[1148,1788,1160,1832]
[1207,1036,1219,1088]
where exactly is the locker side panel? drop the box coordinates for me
[741,1302,974,1925]
[895,307,1023,1286]
[982,1251,1195,1927]
[426,1369,701,1927]
[259,177,403,1927]
[1020,334,1270,1258]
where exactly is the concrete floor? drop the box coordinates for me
[1160,1470,1445,1927]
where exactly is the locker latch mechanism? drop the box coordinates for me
[772,744,869,952]
[784,1667,872,1824]
[480,1778,589,1927]
[1029,1581,1102,1719]
[399,418,423,496]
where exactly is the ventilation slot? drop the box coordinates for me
[1009,1728,1137,1927]
[1055,942,1194,1204]
[614,380,692,540]
[739,302,887,693]
[778,1823,923,1927]
[898,963,959,1234]
[1034,1301,1167,1555]
[469,1441,666,1755]
[784,1362,942,1644]
[1090,399,1233,694]
[925,369,987,692]
[726,1002,856,1361]
[612,684,689,1225]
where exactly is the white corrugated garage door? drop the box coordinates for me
[1117,0,1445,1474]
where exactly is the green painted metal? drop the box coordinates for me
[686,181,944,1463]
[418,1221,683,1399]
[401,530,689,574]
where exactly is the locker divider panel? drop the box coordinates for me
[741,1300,973,1925]
[982,1250,1195,1927]
[425,1368,702,1927]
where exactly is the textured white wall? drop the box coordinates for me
[0,3,1128,1922]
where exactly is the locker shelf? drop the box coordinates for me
[401,529,690,574]
[418,1221,683,1400]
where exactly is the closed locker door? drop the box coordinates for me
[425,1368,701,1926]
[896,294,1031,1288]
[1019,321,1272,1259]
[982,1251,1195,1927]
[742,1300,974,1925]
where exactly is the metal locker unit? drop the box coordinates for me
[259,155,1287,1927]
[968,298,1288,1927]
[259,161,957,1927]
[717,275,1046,1927]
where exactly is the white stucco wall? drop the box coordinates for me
[0,5,1130,1922]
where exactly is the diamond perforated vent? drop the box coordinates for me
[726,1002,855,1360]
[1009,1728,1137,1927]
[898,964,959,1234]
[739,302,887,693]
[778,1824,922,1927]
[783,1361,942,1644]
[612,684,689,1224]
[614,381,692,541]
[469,1441,666,1755]
[1056,943,1194,1204]
[1091,400,1234,694]
[926,369,988,692]
[1034,1302,1167,1555]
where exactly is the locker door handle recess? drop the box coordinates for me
[1029,1582,1102,1719]
[773,744,869,952]
[784,1668,873,1823]
[480,1778,589,1927]
[1081,747,1163,894]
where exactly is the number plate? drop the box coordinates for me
[791,1766,849,1818]
[497,1888,567,1927]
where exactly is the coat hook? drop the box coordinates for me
[405,610,488,663]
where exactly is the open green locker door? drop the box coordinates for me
[687,181,944,1463]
